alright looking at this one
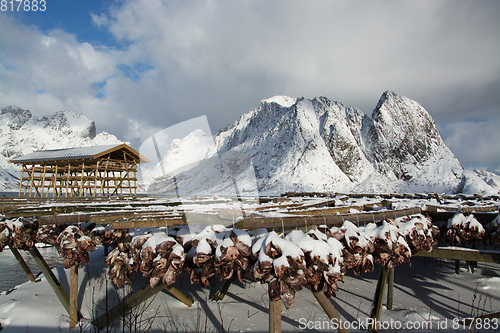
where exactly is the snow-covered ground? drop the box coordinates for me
[1,246,499,333]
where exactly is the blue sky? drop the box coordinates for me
[1,0,499,170]
[8,0,116,45]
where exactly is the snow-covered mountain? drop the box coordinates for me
[147,91,499,196]
[0,106,122,191]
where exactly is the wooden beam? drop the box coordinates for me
[66,164,71,198]
[40,165,47,197]
[92,281,192,330]
[415,247,500,264]
[29,247,70,315]
[387,268,394,310]
[53,164,58,198]
[111,218,186,229]
[312,291,351,333]
[29,164,35,198]
[69,266,79,328]
[369,264,390,332]
[10,247,36,282]
[269,299,281,333]
[287,198,337,210]
[212,277,235,301]
[78,163,85,197]
[236,207,422,230]
[18,164,25,197]
[94,160,100,197]
[182,212,234,225]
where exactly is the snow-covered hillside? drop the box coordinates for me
[0,106,122,191]
[147,91,499,196]
[461,168,500,196]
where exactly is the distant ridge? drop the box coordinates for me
[0,106,122,191]
[147,91,499,196]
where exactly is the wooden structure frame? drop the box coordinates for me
[9,144,150,198]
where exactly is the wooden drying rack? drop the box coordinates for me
[2,194,499,332]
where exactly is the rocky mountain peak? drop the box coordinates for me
[0,105,33,130]
[39,110,97,139]
[147,91,471,195]
[0,106,122,190]
[363,91,449,181]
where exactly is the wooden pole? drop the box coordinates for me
[78,163,85,197]
[66,164,71,197]
[18,164,25,197]
[69,266,79,328]
[40,165,47,197]
[53,164,58,198]
[133,161,137,196]
[415,248,500,264]
[369,264,390,332]
[387,268,394,310]
[92,281,193,330]
[29,247,70,314]
[46,165,53,198]
[236,207,421,230]
[28,164,35,198]
[269,299,281,333]
[10,247,36,282]
[312,291,351,333]
[212,276,235,301]
[100,158,109,196]
[164,285,193,306]
[93,160,100,197]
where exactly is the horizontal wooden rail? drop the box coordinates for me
[235,207,421,230]
[415,247,500,264]
[111,218,186,229]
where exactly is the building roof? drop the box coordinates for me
[9,143,150,164]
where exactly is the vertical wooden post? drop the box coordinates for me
[455,260,460,274]
[78,163,85,197]
[269,299,281,333]
[40,165,47,198]
[69,266,79,328]
[28,164,35,197]
[18,164,25,197]
[387,268,394,310]
[369,264,390,332]
[100,158,109,196]
[10,247,36,282]
[312,291,351,333]
[53,164,58,198]
[133,161,137,196]
[33,165,42,198]
[46,165,53,198]
[93,160,100,197]
[66,164,71,197]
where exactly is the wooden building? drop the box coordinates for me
[9,144,150,198]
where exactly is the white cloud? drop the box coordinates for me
[126,118,164,145]
[90,12,109,27]
[0,0,499,166]
[441,119,500,167]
